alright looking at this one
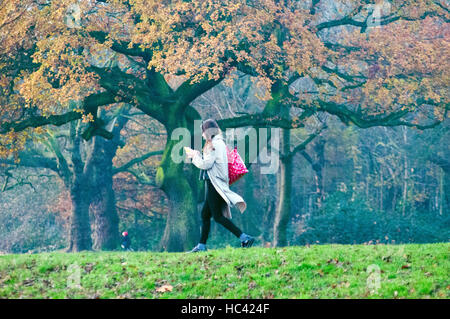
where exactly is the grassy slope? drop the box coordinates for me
[0,243,448,299]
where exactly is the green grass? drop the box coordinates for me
[0,243,448,299]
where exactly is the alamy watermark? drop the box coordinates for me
[67,263,81,289]
[366,264,381,294]
[366,1,392,29]
[365,244,406,295]
[170,120,280,174]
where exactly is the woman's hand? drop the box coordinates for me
[184,147,198,159]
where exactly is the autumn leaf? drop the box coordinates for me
[84,263,94,273]
[401,264,411,269]
[155,284,173,293]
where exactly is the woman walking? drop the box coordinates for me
[184,119,254,252]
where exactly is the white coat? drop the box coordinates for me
[191,134,247,219]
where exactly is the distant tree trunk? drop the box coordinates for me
[313,139,325,208]
[301,147,324,213]
[89,135,120,250]
[385,166,398,212]
[380,169,384,211]
[385,185,398,212]
[429,156,450,215]
[91,179,119,250]
[442,167,450,214]
[271,125,325,246]
[66,122,92,252]
[89,109,129,250]
[273,127,292,247]
[68,177,92,251]
[402,127,408,216]
[262,194,276,245]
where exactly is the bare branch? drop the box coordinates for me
[113,150,164,175]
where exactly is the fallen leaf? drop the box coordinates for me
[401,264,411,269]
[84,263,94,273]
[156,284,173,293]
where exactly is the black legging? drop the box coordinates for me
[199,179,243,244]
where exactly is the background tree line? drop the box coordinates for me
[0,0,448,252]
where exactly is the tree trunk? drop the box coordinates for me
[157,119,200,252]
[442,167,450,214]
[67,122,92,252]
[301,147,324,213]
[273,127,292,247]
[160,179,198,252]
[89,136,120,250]
[429,156,450,215]
[68,179,92,251]
[313,139,325,209]
[402,127,408,216]
[91,182,119,250]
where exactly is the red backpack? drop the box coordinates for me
[226,146,248,185]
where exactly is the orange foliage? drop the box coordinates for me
[0,0,448,159]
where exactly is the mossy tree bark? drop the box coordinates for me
[156,108,202,252]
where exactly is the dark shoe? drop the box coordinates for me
[188,243,207,253]
[241,235,254,248]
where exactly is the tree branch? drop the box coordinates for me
[88,30,151,59]
[286,125,327,159]
[0,91,116,136]
[113,150,164,175]
[296,99,448,130]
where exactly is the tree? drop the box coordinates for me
[0,109,125,250]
